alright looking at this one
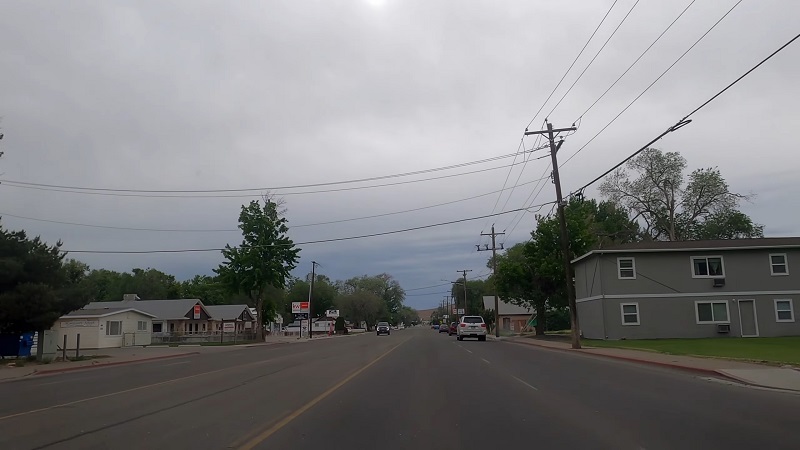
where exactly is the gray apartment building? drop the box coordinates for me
[572,238,800,340]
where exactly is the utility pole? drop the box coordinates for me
[525,121,580,349]
[307,261,318,339]
[477,225,504,337]
[456,269,472,320]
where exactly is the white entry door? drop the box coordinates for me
[738,300,759,337]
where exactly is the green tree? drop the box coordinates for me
[599,148,762,241]
[337,274,405,323]
[450,278,493,315]
[493,198,638,335]
[215,199,300,340]
[336,290,386,330]
[286,275,338,319]
[0,224,90,335]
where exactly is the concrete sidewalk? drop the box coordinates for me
[493,335,800,392]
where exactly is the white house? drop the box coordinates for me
[53,307,156,349]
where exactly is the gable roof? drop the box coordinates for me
[482,296,533,315]
[62,307,157,319]
[83,298,208,320]
[572,237,800,264]
[205,304,255,321]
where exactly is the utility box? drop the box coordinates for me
[38,330,57,363]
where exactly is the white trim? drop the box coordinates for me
[620,302,640,326]
[694,300,730,324]
[769,253,789,276]
[737,299,759,337]
[774,299,795,323]
[62,308,157,319]
[576,290,800,303]
[690,255,725,278]
[617,257,636,280]
[572,242,800,264]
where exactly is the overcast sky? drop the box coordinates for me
[1,0,798,310]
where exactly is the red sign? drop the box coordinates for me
[193,304,201,319]
[300,302,309,311]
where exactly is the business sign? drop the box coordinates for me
[61,320,99,328]
[457,309,465,315]
[193,304,201,319]
[222,322,236,333]
[325,309,340,318]
[452,308,457,314]
[291,302,310,313]
[293,313,309,320]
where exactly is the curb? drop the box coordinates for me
[504,338,730,378]
[31,352,201,376]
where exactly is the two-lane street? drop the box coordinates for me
[2,328,799,450]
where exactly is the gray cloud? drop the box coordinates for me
[2,0,799,309]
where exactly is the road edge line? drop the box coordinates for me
[31,352,201,376]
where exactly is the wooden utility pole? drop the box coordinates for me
[307,261,318,339]
[525,121,580,349]
[456,269,472,319]
[477,226,504,337]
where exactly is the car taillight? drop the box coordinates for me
[480,323,486,328]
[460,323,466,327]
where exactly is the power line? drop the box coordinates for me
[0,151,525,194]
[63,201,557,254]
[571,30,800,195]
[575,0,698,121]
[404,282,453,292]
[0,159,535,199]
[0,174,553,233]
[545,0,642,120]
[486,0,619,245]
[561,0,744,167]
[524,0,621,130]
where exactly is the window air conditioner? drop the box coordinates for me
[713,278,725,287]
[717,324,730,333]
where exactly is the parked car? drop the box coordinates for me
[448,322,457,336]
[438,324,449,333]
[457,315,487,341]
[376,321,391,336]
[432,324,440,330]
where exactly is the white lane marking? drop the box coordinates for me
[512,375,539,391]
[481,358,491,364]
[164,361,190,367]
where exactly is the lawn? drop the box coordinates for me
[582,336,800,365]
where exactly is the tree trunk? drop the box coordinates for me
[256,296,264,341]
[535,302,546,336]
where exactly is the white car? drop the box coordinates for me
[457,316,487,341]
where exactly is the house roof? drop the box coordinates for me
[62,307,156,319]
[572,237,800,264]
[482,296,533,316]
[205,305,255,321]
[82,298,208,320]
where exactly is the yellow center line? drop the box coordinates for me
[0,352,307,422]
[236,337,410,450]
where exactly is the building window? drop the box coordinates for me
[152,322,163,333]
[617,258,636,279]
[202,323,206,332]
[620,303,640,325]
[692,256,724,278]
[106,321,122,336]
[770,254,788,276]
[137,321,147,331]
[775,299,795,322]
[696,301,729,323]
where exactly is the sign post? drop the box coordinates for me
[292,302,310,338]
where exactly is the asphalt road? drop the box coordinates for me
[1,328,799,450]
